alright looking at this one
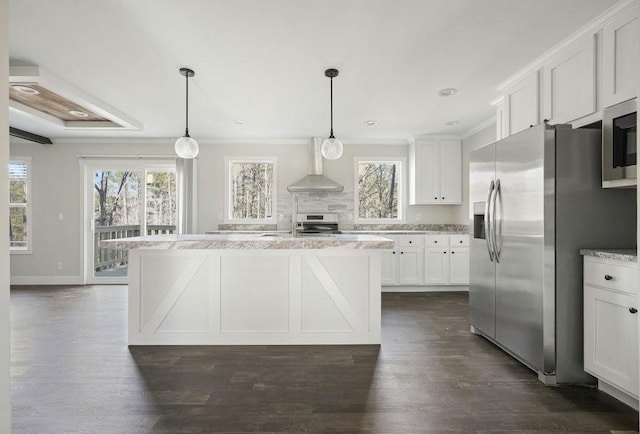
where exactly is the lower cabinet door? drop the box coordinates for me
[449,247,469,285]
[584,285,639,397]
[424,247,449,285]
[397,248,424,285]
[381,250,398,286]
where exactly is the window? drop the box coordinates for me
[225,158,277,222]
[9,157,32,253]
[354,158,404,223]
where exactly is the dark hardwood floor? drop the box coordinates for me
[10,286,639,433]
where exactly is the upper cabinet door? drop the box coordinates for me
[440,140,462,204]
[543,34,597,124]
[602,3,639,108]
[504,71,540,136]
[411,140,440,204]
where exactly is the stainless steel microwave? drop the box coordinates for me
[603,98,637,188]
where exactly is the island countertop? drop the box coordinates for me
[100,233,394,250]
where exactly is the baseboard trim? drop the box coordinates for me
[10,275,84,285]
[383,285,468,293]
[598,379,639,411]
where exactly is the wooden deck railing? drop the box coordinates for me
[94,224,176,272]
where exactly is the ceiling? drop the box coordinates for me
[8,0,618,141]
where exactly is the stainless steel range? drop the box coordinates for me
[293,213,341,237]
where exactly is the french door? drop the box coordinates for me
[83,159,176,283]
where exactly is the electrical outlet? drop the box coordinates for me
[57,262,63,270]
[348,213,353,222]
[58,212,64,221]
[416,214,422,221]
[279,214,284,221]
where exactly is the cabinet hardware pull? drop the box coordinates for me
[434,240,438,243]
[400,251,404,254]
[442,197,445,199]
[392,251,395,254]
[434,197,438,200]
[409,241,412,244]
[451,251,455,254]
[604,275,613,281]
[444,251,447,254]
[459,240,463,243]
[630,308,638,314]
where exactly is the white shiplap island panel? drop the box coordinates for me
[101,234,393,345]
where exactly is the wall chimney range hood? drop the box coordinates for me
[287,137,344,193]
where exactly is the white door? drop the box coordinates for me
[440,140,462,204]
[416,140,440,204]
[602,3,639,107]
[380,250,397,286]
[424,247,449,285]
[83,160,177,284]
[584,285,639,397]
[397,248,423,285]
[448,247,469,285]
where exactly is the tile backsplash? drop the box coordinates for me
[217,190,468,233]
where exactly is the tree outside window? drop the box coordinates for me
[9,158,31,252]
[355,159,403,222]
[226,159,276,222]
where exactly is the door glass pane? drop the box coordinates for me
[145,170,177,234]
[93,171,142,278]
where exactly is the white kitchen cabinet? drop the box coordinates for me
[424,235,469,285]
[449,247,469,285]
[503,71,540,137]
[380,249,398,286]
[424,247,449,285]
[543,34,597,124]
[583,256,639,406]
[602,2,639,108]
[409,139,461,205]
[397,247,424,285]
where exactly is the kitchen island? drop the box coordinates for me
[101,234,393,346]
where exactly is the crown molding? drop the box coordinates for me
[496,0,637,92]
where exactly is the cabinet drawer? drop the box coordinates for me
[584,258,638,295]
[397,235,424,247]
[449,235,469,247]
[424,235,449,247]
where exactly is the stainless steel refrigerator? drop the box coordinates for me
[469,123,636,384]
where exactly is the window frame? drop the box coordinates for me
[354,157,405,224]
[224,156,278,224]
[9,156,32,254]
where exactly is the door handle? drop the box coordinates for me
[492,179,501,263]
[485,180,495,262]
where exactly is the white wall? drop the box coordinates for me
[10,140,464,283]
[1,0,11,430]
[454,124,497,225]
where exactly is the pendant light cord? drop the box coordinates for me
[329,77,334,138]
[185,73,190,137]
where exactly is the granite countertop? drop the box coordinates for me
[580,248,637,263]
[343,230,468,235]
[206,230,469,236]
[100,233,394,250]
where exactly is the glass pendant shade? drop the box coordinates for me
[321,137,343,160]
[175,135,199,159]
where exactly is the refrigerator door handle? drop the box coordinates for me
[485,180,495,262]
[492,179,501,263]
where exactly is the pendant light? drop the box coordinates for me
[320,68,343,160]
[174,67,199,159]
